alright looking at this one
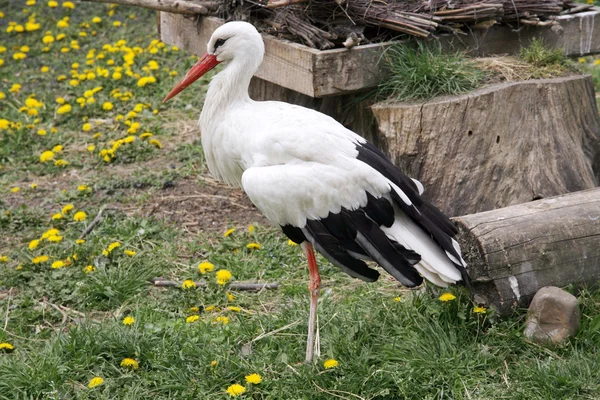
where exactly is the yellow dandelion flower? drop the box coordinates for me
[0,343,14,352]
[87,377,104,389]
[205,305,216,312]
[393,296,402,302]
[227,306,241,312]
[287,239,298,246]
[245,373,262,384]
[473,306,487,314]
[82,123,91,131]
[323,359,339,369]
[216,269,233,285]
[186,315,200,323]
[37,129,47,136]
[10,187,20,193]
[73,211,87,221]
[182,279,197,290]
[226,292,235,301]
[76,239,85,244]
[10,84,21,93]
[83,265,96,274]
[29,239,40,250]
[51,213,63,220]
[0,256,8,262]
[13,52,26,60]
[113,21,122,27]
[40,66,49,73]
[211,360,218,367]
[149,139,162,149]
[48,0,58,7]
[120,358,139,370]
[223,228,235,237]
[226,384,246,397]
[77,185,89,191]
[246,242,261,250]
[123,315,135,325]
[63,1,75,8]
[32,255,49,264]
[57,104,72,114]
[198,261,215,274]
[124,249,136,256]
[102,101,113,111]
[41,228,59,239]
[61,204,74,214]
[439,293,456,302]
[51,260,65,269]
[40,150,54,162]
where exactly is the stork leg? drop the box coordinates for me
[302,242,321,363]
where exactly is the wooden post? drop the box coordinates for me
[455,188,600,315]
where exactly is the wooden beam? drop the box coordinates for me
[158,13,395,97]
[84,0,209,15]
[159,9,600,97]
[454,188,600,315]
[442,9,600,57]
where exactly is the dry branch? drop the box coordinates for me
[151,278,279,291]
[97,0,581,47]
[79,205,107,240]
[82,0,211,14]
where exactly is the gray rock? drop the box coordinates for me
[524,286,580,345]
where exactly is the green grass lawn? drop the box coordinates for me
[2,2,600,399]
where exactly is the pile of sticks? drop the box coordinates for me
[85,0,590,49]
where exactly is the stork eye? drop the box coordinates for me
[214,38,227,51]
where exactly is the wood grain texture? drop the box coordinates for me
[84,0,208,14]
[371,75,600,217]
[158,10,600,96]
[443,9,600,57]
[158,12,393,97]
[454,188,600,315]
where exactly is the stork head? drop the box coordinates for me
[163,21,264,102]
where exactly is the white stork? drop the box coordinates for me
[163,21,469,363]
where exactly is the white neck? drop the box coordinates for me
[201,55,261,120]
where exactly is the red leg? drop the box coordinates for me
[302,242,321,363]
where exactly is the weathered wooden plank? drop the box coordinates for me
[454,188,600,315]
[443,9,600,57]
[371,75,600,217]
[159,9,600,97]
[158,12,394,97]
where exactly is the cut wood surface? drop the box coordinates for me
[159,10,600,97]
[454,188,600,315]
[371,75,600,217]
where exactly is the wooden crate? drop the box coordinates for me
[159,9,600,98]
[159,12,392,98]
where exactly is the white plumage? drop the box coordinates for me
[164,21,469,362]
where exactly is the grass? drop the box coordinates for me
[519,38,567,68]
[378,42,484,101]
[1,2,600,399]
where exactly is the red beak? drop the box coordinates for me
[162,53,220,103]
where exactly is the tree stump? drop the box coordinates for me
[454,188,600,315]
[371,75,600,217]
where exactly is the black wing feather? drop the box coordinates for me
[356,142,462,262]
